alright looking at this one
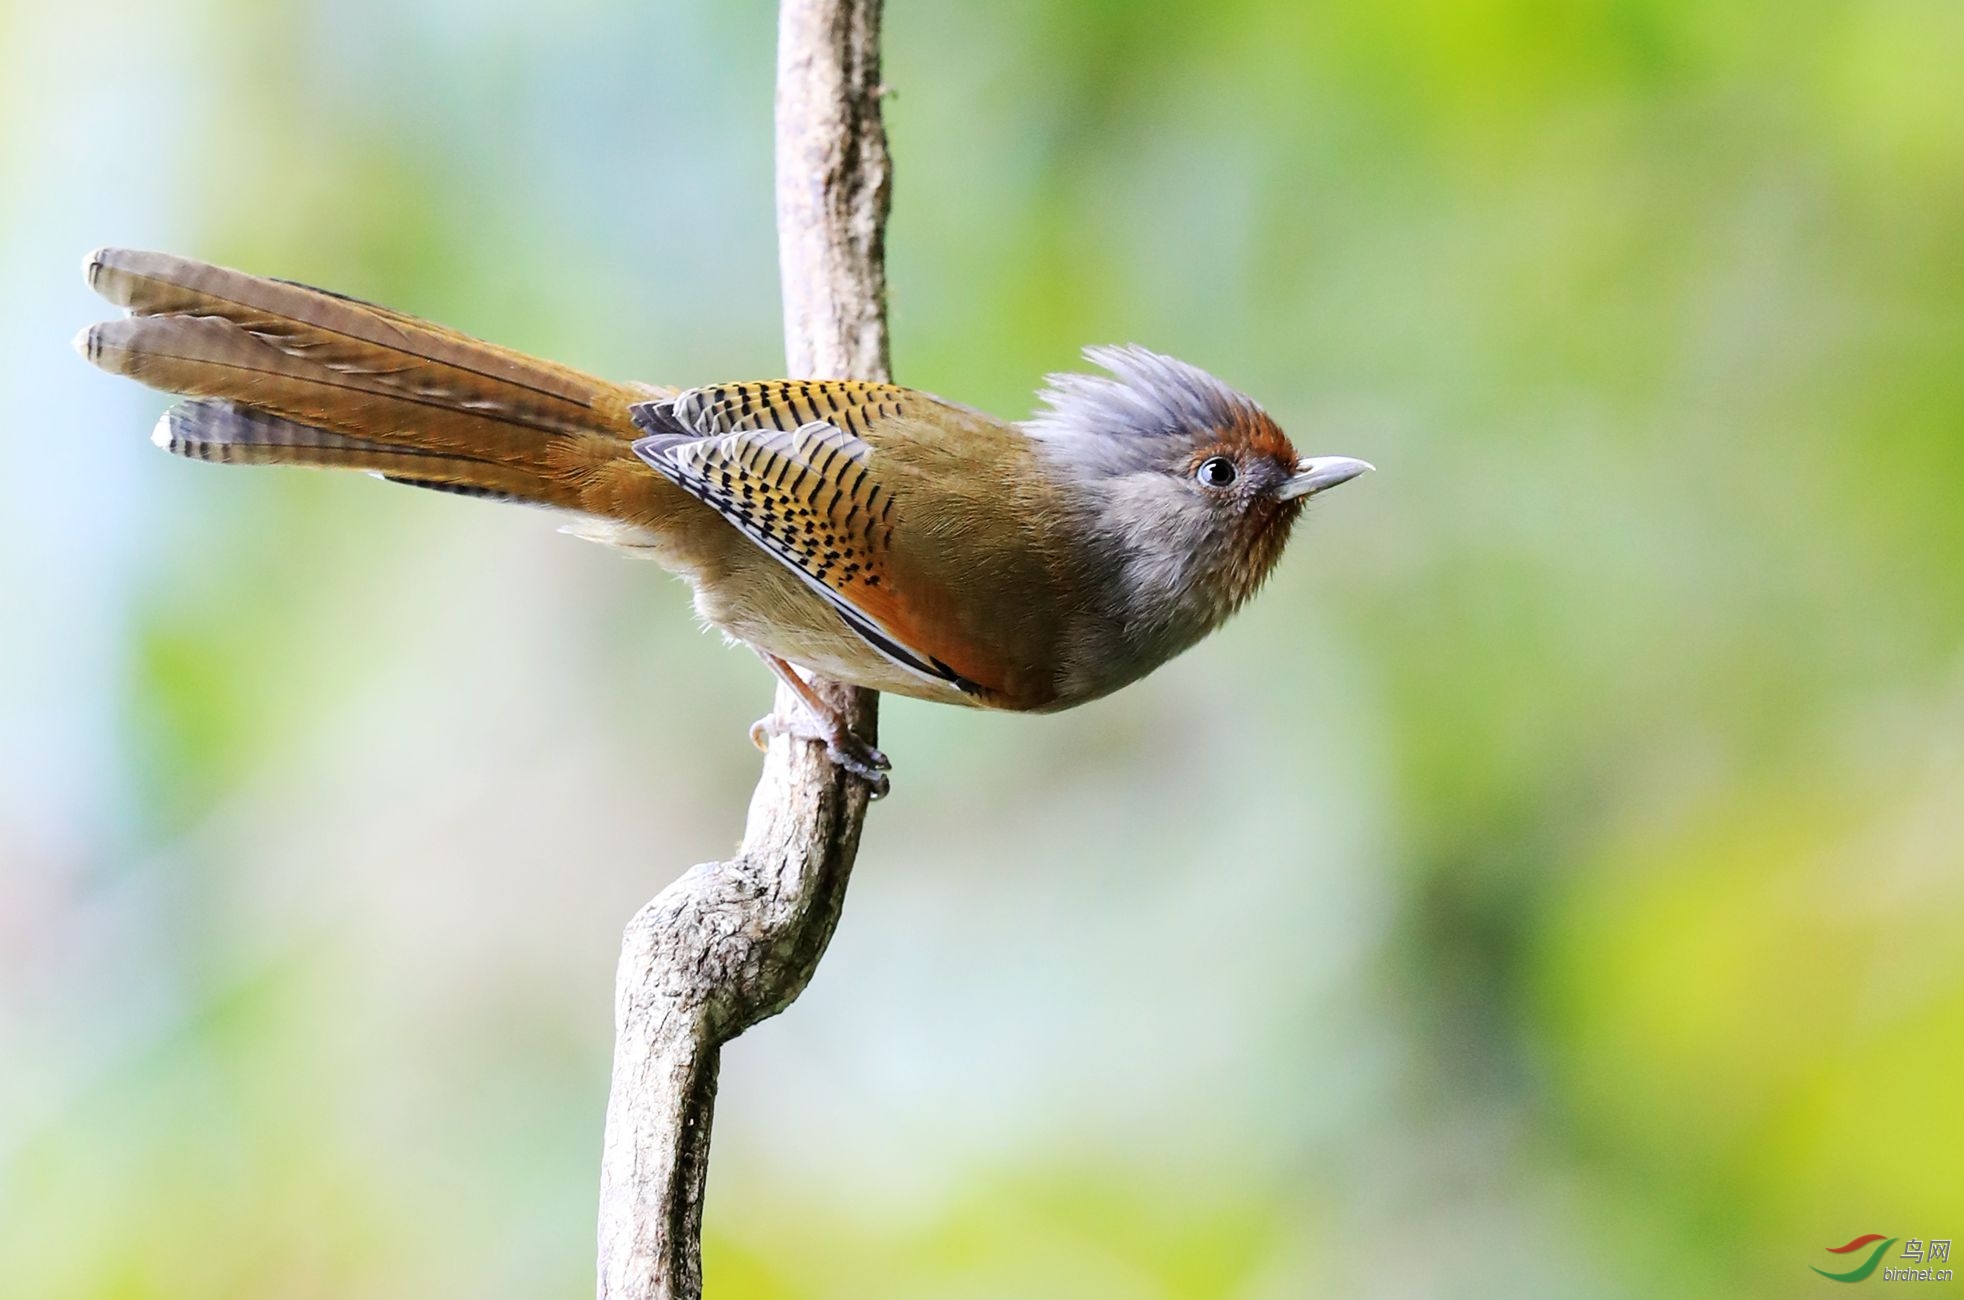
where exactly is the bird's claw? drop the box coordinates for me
[824,737,892,800]
[750,712,892,799]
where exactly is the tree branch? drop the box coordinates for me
[594,2,890,1298]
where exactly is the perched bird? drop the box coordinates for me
[76,248,1371,794]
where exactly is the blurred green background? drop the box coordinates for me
[4,0,1961,1296]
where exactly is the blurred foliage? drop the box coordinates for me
[3,0,1961,1297]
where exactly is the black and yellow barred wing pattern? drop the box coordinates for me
[628,387,986,695]
[666,378,915,440]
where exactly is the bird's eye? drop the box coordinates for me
[1195,456,1238,489]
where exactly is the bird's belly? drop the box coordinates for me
[688,555,982,707]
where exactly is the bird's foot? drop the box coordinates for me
[749,649,891,799]
[749,710,891,798]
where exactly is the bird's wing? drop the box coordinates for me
[664,378,921,439]
[629,384,991,696]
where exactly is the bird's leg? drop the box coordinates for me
[749,650,891,798]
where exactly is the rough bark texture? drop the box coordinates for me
[594,2,890,1298]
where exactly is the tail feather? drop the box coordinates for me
[85,248,609,418]
[77,247,675,518]
[154,400,553,503]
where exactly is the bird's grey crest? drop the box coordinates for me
[1024,344,1270,478]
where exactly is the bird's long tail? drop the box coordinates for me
[76,248,668,513]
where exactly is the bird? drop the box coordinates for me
[76,247,1371,796]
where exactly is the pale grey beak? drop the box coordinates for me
[1277,455,1374,501]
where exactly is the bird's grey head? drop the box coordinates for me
[1024,345,1371,644]
[1026,344,1369,500]
[1025,345,1273,478]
